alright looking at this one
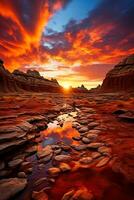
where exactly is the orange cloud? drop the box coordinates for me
[0,0,66,70]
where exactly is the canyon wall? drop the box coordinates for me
[101,54,134,92]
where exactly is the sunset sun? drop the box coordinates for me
[62,83,71,90]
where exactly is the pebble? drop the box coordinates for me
[27,167,32,174]
[59,163,71,172]
[37,145,53,159]
[17,172,27,178]
[72,136,81,141]
[91,152,101,159]
[61,190,75,200]
[39,153,53,163]
[88,122,99,129]
[66,187,94,200]
[87,142,104,149]
[55,148,62,155]
[72,144,87,151]
[54,155,72,162]
[98,146,112,155]
[48,167,61,176]
[8,159,23,168]
[79,157,93,164]
[96,156,110,167]
[34,177,47,186]
[82,137,91,144]
[79,127,89,133]
[32,189,48,200]
[86,133,98,140]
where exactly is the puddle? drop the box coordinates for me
[12,110,134,200]
[13,111,80,200]
[39,111,79,147]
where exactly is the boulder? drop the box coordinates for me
[0,178,27,200]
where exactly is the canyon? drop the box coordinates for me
[0,55,134,200]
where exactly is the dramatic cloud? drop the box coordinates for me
[0,0,69,70]
[0,0,134,88]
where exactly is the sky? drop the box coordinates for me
[0,0,134,89]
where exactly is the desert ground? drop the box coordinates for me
[0,92,134,200]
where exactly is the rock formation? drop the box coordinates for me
[72,84,89,93]
[0,60,61,93]
[101,54,134,92]
[0,60,19,92]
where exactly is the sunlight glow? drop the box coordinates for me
[62,83,71,90]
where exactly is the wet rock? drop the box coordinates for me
[48,167,61,176]
[72,122,80,128]
[87,142,104,149]
[61,189,75,200]
[0,170,11,178]
[54,148,62,155]
[80,120,88,125]
[51,145,60,150]
[79,157,93,164]
[88,122,99,129]
[25,145,37,155]
[37,145,53,159]
[54,155,72,162]
[96,156,110,167]
[17,121,33,132]
[0,161,5,170]
[86,133,98,140]
[0,138,27,152]
[8,159,23,168]
[27,167,32,174]
[27,115,46,124]
[17,172,27,178]
[72,144,87,151]
[32,189,48,200]
[35,122,47,131]
[21,161,30,167]
[72,136,81,141]
[88,129,101,135]
[0,178,27,200]
[38,163,45,169]
[48,178,55,183]
[59,163,71,172]
[82,137,91,144]
[40,153,53,163]
[98,146,112,155]
[72,187,94,200]
[61,145,71,151]
[91,152,101,159]
[118,112,134,122]
[34,177,47,186]
[79,126,89,133]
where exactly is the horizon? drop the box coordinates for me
[0,0,134,89]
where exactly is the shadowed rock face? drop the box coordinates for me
[0,61,19,93]
[101,54,134,92]
[0,60,61,93]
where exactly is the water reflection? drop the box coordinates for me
[40,111,79,147]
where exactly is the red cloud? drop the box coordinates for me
[0,0,67,70]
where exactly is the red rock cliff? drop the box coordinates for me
[101,54,134,92]
[0,60,61,93]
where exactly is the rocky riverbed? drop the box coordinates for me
[0,92,134,200]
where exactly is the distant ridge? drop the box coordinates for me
[0,60,61,93]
